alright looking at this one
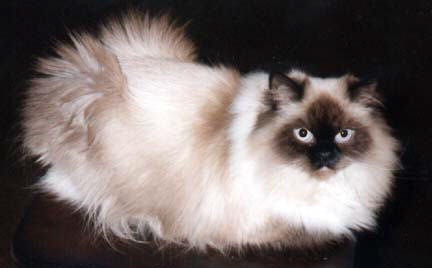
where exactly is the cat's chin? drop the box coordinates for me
[312,167,336,179]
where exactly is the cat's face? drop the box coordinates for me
[260,70,383,177]
[275,94,373,177]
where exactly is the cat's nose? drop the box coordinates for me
[316,150,340,168]
[319,151,332,158]
[309,143,341,169]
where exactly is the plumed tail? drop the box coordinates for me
[101,12,197,61]
[23,32,125,164]
[23,12,196,164]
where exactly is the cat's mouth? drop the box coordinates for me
[313,166,336,179]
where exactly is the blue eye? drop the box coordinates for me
[293,128,314,143]
[299,128,308,137]
[335,129,354,143]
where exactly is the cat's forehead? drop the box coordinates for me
[285,70,362,128]
[287,69,349,97]
[302,96,367,136]
[306,95,345,128]
[270,69,375,130]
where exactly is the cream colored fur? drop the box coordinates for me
[22,13,399,251]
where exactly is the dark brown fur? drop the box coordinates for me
[274,95,372,173]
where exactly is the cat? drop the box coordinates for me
[22,12,400,251]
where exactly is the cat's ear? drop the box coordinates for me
[347,78,383,109]
[267,72,304,110]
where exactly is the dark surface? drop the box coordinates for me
[2,0,432,267]
[13,193,356,268]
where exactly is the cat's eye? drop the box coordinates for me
[335,129,354,143]
[293,128,314,143]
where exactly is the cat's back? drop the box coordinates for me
[23,12,240,168]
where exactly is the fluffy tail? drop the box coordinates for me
[22,13,197,164]
[102,12,197,61]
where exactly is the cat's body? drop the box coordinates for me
[23,13,399,251]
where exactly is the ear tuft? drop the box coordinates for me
[267,72,304,110]
[347,77,383,109]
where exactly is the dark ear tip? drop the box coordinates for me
[268,71,305,103]
[347,77,384,110]
[347,77,377,91]
[269,71,303,89]
[268,72,288,89]
[347,78,378,99]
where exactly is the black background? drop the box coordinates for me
[2,1,432,267]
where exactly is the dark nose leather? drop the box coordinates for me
[309,143,341,169]
[318,151,332,159]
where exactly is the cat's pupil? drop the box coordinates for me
[340,130,348,137]
[299,129,308,137]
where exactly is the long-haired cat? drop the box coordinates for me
[22,12,399,251]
